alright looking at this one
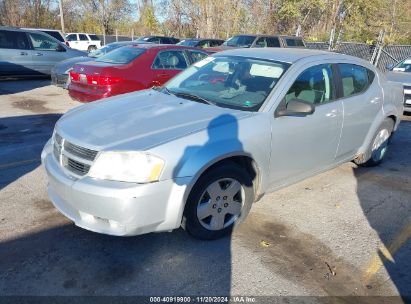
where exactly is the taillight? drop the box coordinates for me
[98,76,122,85]
[69,70,79,81]
[70,71,122,86]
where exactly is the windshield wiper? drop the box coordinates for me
[152,86,174,96]
[172,91,215,106]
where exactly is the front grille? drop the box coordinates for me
[53,132,97,177]
[64,141,98,161]
[67,158,91,176]
[404,86,411,107]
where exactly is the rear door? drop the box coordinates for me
[150,49,189,86]
[26,32,66,74]
[335,63,381,159]
[0,30,33,76]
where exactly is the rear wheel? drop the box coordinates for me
[87,45,97,52]
[183,162,254,240]
[355,118,394,167]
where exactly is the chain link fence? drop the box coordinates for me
[96,35,133,45]
[306,41,411,71]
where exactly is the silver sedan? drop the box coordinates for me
[41,48,404,239]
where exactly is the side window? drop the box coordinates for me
[152,50,188,70]
[210,40,222,47]
[266,37,280,47]
[0,30,30,50]
[149,37,161,44]
[197,40,210,48]
[339,64,370,97]
[188,50,208,63]
[255,37,268,48]
[66,34,77,41]
[285,64,335,105]
[79,34,88,41]
[28,32,59,51]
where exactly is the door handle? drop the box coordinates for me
[35,53,43,56]
[20,52,28,56]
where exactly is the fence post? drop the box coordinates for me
[115,29,118,42]
[131,29,134,41]
[328,28,335,51]
[370,29,385,65]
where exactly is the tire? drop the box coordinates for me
[87,45,97,52]
[183,162,254,240]
[355,118,394,167]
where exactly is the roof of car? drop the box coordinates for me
[214,47,353,64]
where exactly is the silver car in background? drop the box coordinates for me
[385,56,411,113]
[42,49,404,240]
[0,27,86,77]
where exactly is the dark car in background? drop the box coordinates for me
[177,38,224,48]
[207,34,305,52]
[135,36,180,44]
[0,27,86,78]
[68,44,209,102]
[51,40,153,88]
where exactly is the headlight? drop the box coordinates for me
[88,151,164,183]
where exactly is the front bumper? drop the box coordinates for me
[41,141,190,236]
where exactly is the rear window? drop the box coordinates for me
[0,30,30,49]
[96,47,145,64]
[42,31,64,42]
[89,34,100,41]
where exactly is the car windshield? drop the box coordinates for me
[223,35,256,47]
[177,39,200,46]
[88,43,124,58]
[164,56,290,111]
[96,47,145,64]
[393,57,411,73]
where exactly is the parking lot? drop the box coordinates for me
[0,79,410,300]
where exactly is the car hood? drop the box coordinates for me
[385,71,411,86]
[53,56,93,74]
[56,90,252,151]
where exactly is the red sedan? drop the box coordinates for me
[68,44,209,102]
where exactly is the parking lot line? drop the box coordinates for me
[363,222,411,283]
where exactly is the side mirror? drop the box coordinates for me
[385,63,394,71]
[276,99,315,117]
[56,44,66,52]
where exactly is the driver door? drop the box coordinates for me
[268,63,344,189]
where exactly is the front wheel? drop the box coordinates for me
[87,45,97,52]
[183,162,254,240]
[355,118,394,167]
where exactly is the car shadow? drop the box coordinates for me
[0,114,61,189]
[0,78,50,95]
[354,119,411,300]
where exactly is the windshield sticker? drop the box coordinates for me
[193,57,215,68]
[244,101,253,107]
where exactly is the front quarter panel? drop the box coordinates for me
[150,113,272,193]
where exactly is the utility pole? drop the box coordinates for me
[58,0,65,34]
